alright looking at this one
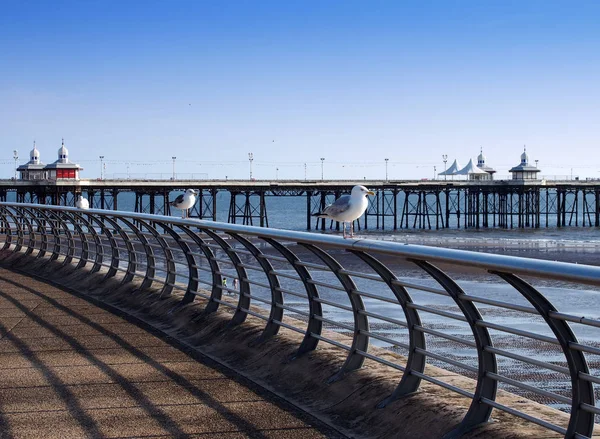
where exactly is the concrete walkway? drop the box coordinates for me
[0,268,341,439]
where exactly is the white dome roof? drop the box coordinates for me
[30,141,40,162]
[477,150,485,163]
[521,148,528,164]
[58,141,68,156]
[57,139,69,163]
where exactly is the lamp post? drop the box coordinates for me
[433,166,436,180]
[304,163,307,181]
[248,152,254,180]
[442,154,448,180]
[535,159,539,168]
[99,156,104,180]
[385,158,389,181]
[320,157,325,180]
[172,156,176,180]
[13,150,18,179]
[276,167,279,180]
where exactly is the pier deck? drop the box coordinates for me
[1,178,599,230]
[0,267,338,438]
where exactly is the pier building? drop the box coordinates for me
[438,159,462,179]
[509,147,540,180]
[16,141,47,180]
[437,149,496,180]
[17,139,83,181]
[455,158,490,181]
[476,149,496,179]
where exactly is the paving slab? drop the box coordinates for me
[0,268,341,439]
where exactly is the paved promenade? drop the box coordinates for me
[0,268,340,439]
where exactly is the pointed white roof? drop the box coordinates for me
[438,159,462,175]
[455,159,489,175]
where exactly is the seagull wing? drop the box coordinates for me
[170,194,185,206]
[322,195,352,217]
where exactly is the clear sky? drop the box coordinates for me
[1,0,599,180]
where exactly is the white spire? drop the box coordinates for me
[30,141,40,164]
[520,145,528,165]
[58,138,69,163]
[477,147,486,167]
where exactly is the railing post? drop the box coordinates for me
[412,260,498,438]
[176,225,222,313]
[13,207,36,256]
[301,243,369,381]
[132,219,175,298]
[158,222,199,301]
[228,232,283,342]
[117,217,156,291]
[493,271,596,439]
[350,250,426,406]
[262,238,323,357]
[203,229,249,325]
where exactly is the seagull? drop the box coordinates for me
[75,195,89,210]
[312,185,375,238]
[170,189,198,218]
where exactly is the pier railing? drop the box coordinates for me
[1,202,599,438]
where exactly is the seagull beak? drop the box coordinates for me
[367,191,375,196]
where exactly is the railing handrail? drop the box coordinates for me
[4,202,600,286]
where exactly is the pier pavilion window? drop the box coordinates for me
[56,169,76,179]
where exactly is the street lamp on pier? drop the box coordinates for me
[276,167,279,180]
[99,156,104,180]
[304,163,307,181]
[320,157,325,180]
[442,154,448,180]
[248,153,254,180]
[13,150,18,179]
[535,159,539,168]
[385,158,389,181]
[172,156,176,180]
[433,166,436,180]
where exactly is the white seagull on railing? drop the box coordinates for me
[170,189,198,218]
[312,185,375,238]
[75,195,89,210]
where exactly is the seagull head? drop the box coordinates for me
[352,185,375,197]
[186,189,198,196]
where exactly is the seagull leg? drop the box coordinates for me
[342,222,347,239]
[350,221,354,238]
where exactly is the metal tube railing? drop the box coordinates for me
[0,202,599,439]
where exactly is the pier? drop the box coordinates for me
[2,178,600,230]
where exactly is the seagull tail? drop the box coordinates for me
[312,212,327,218]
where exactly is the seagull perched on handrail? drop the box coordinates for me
[312,185,374,238]
[170,189,198,218]
[75,195,89,210]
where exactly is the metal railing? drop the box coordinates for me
[0,202,599,438]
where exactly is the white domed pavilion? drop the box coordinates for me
[17,139,83,180]
[17,141,48,180]
[509,146,540,180]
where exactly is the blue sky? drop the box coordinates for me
[1,1,599,180]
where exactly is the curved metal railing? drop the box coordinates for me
[0,202,599,438]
